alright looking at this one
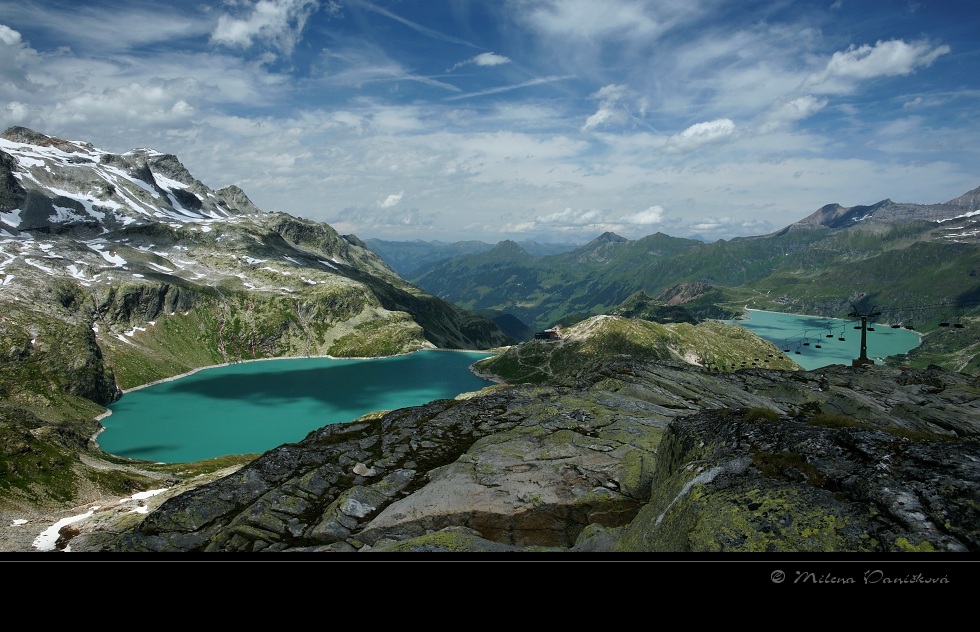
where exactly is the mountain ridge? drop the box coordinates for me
[792,187,980,229]
[407,186,980,359]
[1,127,978,556]
[0,126,514,396]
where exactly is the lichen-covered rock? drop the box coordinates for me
[612,408,980,552]
[91,360,979,554]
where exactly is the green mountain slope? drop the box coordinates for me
[473,315,801,384]
[408,196,980,375]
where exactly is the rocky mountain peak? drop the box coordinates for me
[793,188,979,230]
[1,126,89,153]
[946,185,980,210]
[591,231,628,244]
[0,128,264,233]
[484,239,531,260]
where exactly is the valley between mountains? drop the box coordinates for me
[1,127,978,554]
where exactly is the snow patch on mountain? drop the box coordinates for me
[87,242,127,267]
[935,209,980,223]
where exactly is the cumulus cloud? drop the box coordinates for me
[45,78,204,132]
[211,0,319,56]
[0,23,21,46]
[804,39,950,93]
[618,206,664,226]
[667,118,736,149]
[0,24,41,93]
[379,191,404,208]
[448,52,512,72]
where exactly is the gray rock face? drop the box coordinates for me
[97,360,980,554]
[0,150,27,212]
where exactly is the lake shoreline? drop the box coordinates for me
[94,348,499,463]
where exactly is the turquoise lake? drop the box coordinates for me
[98,350,493,464]
[97,311,923,465]
[721,309,922,371]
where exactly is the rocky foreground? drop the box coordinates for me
[41,359,979,555]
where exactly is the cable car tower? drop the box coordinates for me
[848,304,882,367]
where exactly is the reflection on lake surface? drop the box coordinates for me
[721,309,921,371]
[98,350,493,464]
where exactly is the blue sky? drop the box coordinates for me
[1,1,977,244]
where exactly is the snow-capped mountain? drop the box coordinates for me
[0,126,259,233]
[790,186,980,241]
[0,127,512,407]
[0,126,398,306]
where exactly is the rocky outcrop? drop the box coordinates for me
[83,360,979,554]
[616,405,980,552]
[0,150,27,213]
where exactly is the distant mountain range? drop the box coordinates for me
[400,188,980,374]
[363,237,579,277]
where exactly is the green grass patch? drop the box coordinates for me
[744,407,780,422]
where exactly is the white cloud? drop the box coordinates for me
[319,45,463,92]
[448,52,512,72]
[668,118,736,149]
[499,204,665,238]
[686,215,774,238]
[582,107,621,132]
[582,84,637,132]
[804,39,951,93]
[0,23,20,46]
[380,191,404,208]
[619,206,664,226]
[1,1,974,247]
[537,207,607,227]
[664,23,824,120]
[0,4,213,55]
[211,0,320,57]
[0,24,42,94]
[38,78,212,136]
[474,52,511,67]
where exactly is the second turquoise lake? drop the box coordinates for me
[722,309,922,371]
